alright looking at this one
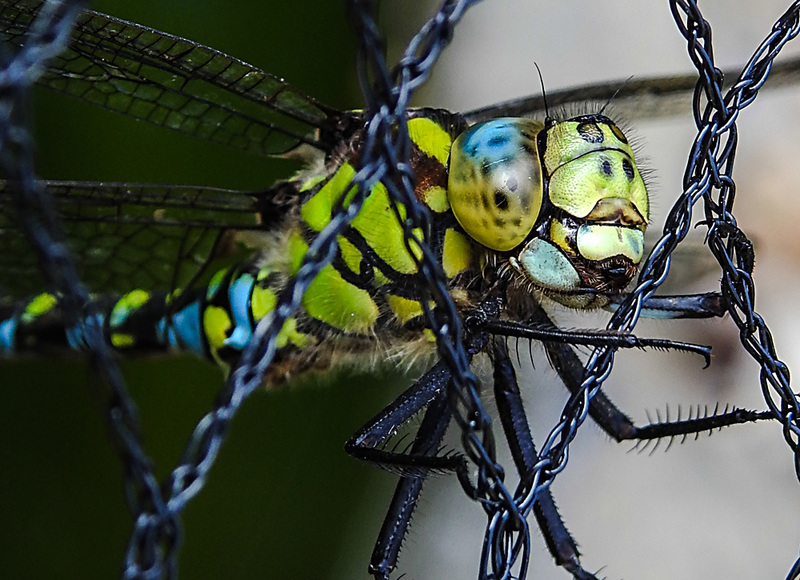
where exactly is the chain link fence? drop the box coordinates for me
[2,0,800,578]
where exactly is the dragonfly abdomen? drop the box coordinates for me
[0,289,198,357]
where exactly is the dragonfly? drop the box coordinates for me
[0,1,788,578]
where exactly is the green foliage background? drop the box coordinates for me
[0,1,408,578]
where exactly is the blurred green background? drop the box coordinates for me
[0,1,413,578]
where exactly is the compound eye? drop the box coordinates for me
[447,119,544,251]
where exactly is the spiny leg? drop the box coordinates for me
[366,387,452,580]
[345,359,465,471]
[347,293,753,579]
[530,305,772,444]
[489,297,768,577]
[493,338,600,580]
[345,360,469,580]
[350,336,603,580]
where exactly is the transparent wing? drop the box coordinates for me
[0,181,267,297]
[0,0,349,156]
[0,1,343,300]
[464,54,800,124]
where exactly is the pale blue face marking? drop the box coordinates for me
[224,273,256,350]
[0,317,18,353]
[515,238,581,292]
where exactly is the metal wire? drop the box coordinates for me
[4,1,800,579]
[451,1,800,578]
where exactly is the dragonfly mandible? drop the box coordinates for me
[1,1,796,579]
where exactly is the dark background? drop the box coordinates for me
[0,1,411,578]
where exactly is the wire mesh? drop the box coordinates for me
[481,0,800,577]
[2,1,800,579]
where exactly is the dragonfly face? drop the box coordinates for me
[449,114,648,308]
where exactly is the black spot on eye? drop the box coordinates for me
[622,158,635,181]
[488,135,509,148]
[601,159,613,176]
[577,122,604,143]
[494,190,509,211]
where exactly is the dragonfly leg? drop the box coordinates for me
[347,331,496,578]
[351,338,598,580]
[610,291,726,319]
[344,359,465,473]
[493,338,601,580]
[363,386,453,580]
[541,319,772,443]
[346,360,470,579]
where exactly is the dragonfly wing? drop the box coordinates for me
[464,55,800,125]
[0,0,349,157]
[0,181,268,298]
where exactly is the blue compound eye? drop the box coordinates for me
[447,118,545,251]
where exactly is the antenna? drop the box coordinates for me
[534,62,553,127]
[599,75,634,115]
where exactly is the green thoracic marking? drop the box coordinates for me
[251,285,278,321]
[300,163,358,232]
[303,263,379,333]
[442,228,473,278]
[408,117,452,213]
[407,117,452,166]
[288,229,309,276]
[274,317,308,349]
[386,294,424,324]
[338,236,363,275]
[419,185,450,213]
[351,181,422,276]
[288,228,379,333]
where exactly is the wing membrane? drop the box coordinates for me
[464,55,800,124]
[0,181,264,297]
[0,0,344,156]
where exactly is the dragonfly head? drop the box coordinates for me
[448,114,649,308]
